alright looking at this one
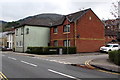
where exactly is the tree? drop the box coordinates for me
[110,1,120,42]
[110,0,120,18]
[5,21,19,28]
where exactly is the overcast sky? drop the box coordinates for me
[0,0,117,22]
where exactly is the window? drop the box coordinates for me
[19,41,23,47]
[89,16,92,20]
[21,27,24,35]
[26,28,29,34]
[53,27,58,33]
[113,45,118,47]
[63,40,70,47]
[63,24,70,32]
[16,29,18,36]
[16,42,19,47]
[54,40,58,47]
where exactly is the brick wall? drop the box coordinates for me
[50,9,105,52]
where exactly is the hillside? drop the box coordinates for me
[3,13,64,31]
[0,20,7,32]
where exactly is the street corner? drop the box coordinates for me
[84,60,96,69]
[70,62,96,70]
[87,59,120,75]
[70,60,96,70]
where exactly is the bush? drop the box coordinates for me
[108,50,120,66]
[26,46,76,55]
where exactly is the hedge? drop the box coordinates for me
[26,47,76,55]
[108,50,120,66]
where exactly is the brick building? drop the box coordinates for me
[50,8,105,52]
[103,18,120,43]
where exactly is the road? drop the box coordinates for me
[1,52,119,80]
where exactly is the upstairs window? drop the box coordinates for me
[26,28,29,34]
[53,27,58,33]
[21,27,24,35]
[16,29,18,36]
[63,24,70,32]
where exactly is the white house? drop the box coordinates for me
[6,31,15,50]
[14,14,64,52]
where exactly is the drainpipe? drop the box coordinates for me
[23,26,25,53]
[74,21,77,47]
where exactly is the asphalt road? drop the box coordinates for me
[1,52,119,80]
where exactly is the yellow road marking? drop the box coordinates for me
[97,69,120,75]
[0,74,3,79]
[85,60,95,69]
[0,72,8,80]
[85,60,120,75]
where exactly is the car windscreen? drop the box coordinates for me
[105,45,112,47]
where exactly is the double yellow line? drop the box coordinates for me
[0,72,8,80]
[85,60,96,69]
[85,60,120,75]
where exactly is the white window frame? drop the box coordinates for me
[19,41,23,47]
[21,27,24,35]
[63,40,70,47]
[63,24,70,32]
[26,28,29,34]
[16,29,18,36]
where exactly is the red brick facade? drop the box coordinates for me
[50,9,105,52]
[105,36,117,43]
[103,19,120,43]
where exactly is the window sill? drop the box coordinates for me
[54,33,58,34]
[63,32,70,34]
[16,46,23,48]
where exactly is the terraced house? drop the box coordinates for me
[50,8,105,52]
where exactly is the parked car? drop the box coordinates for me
[100,43,120,53]
[1,47,12,51]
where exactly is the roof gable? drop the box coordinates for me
[66,8,90,22]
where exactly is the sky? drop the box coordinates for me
[0,0,118,22]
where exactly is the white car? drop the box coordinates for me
[100,43,120,52]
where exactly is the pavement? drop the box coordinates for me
[90,57,120,73]
[2,51,120,73]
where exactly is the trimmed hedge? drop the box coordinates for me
[26,47,76,55]
[108,50,120,66]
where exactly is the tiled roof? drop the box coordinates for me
[66,8,90,22]
[18,14,65,27]
[17,8,91,28]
